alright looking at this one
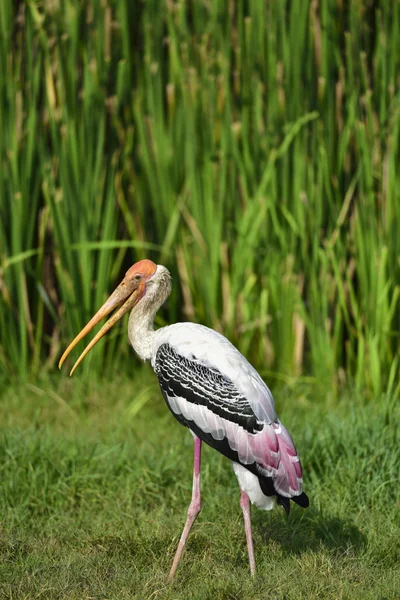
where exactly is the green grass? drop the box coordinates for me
[0,373,399,599]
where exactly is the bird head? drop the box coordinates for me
[59,259,158,375]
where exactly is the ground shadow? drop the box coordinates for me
[253,507,367,556]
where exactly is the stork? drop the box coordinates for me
[59,259,309,580]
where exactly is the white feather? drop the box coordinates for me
[232,463,275,511]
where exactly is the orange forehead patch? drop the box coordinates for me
[125,259,157,279]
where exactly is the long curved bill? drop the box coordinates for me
[59,279,143,376]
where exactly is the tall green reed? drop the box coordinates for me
[0,0,399,399]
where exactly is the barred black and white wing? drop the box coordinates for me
[152,324,308,513]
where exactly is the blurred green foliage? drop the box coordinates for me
[0,0,399,396]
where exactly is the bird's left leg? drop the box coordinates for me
[168,435,202,582]
[240,490,256,576]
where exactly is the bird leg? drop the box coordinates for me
[240,490,256,576]
[168,436,202,582]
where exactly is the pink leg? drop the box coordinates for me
[240,490,256,576]
[168,436,202,582]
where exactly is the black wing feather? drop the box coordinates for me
[154,343,262,433]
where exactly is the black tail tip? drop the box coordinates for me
[292,491,310,509]
[278,491,309,515]
[277,495,290,515]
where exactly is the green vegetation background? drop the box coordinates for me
[0,1,399,598]
[1,0,399,393]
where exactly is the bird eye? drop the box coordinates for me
[134,273,142,281]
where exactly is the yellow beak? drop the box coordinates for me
[59,277,144,376]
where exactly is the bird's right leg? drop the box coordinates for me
[240,490,256,576]
[168,435,202,582]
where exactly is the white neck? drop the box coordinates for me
[127,264,171,361]
[128,299,157,361]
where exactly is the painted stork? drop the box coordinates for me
[59,259,309,579]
